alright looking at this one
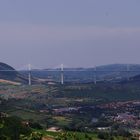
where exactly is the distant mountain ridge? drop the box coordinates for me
[1,62,140,84]
[30,64,140,83]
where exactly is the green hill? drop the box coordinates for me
[0,62,28,84]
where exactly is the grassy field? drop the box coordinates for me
[9,109,46,120]
[35,130,125,140]
[53,116,72,127]
[37,130,99,140]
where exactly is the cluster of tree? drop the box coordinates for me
[20,132,42,140]
[55,132,93,140]
[0,116,42,140]
[97,131,137,140]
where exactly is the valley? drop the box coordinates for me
[1,63,140,139]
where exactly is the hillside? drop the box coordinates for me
[0,62,27,84]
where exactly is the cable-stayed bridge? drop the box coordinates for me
[1,64,140,85]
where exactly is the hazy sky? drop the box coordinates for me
[0,0,140,69]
